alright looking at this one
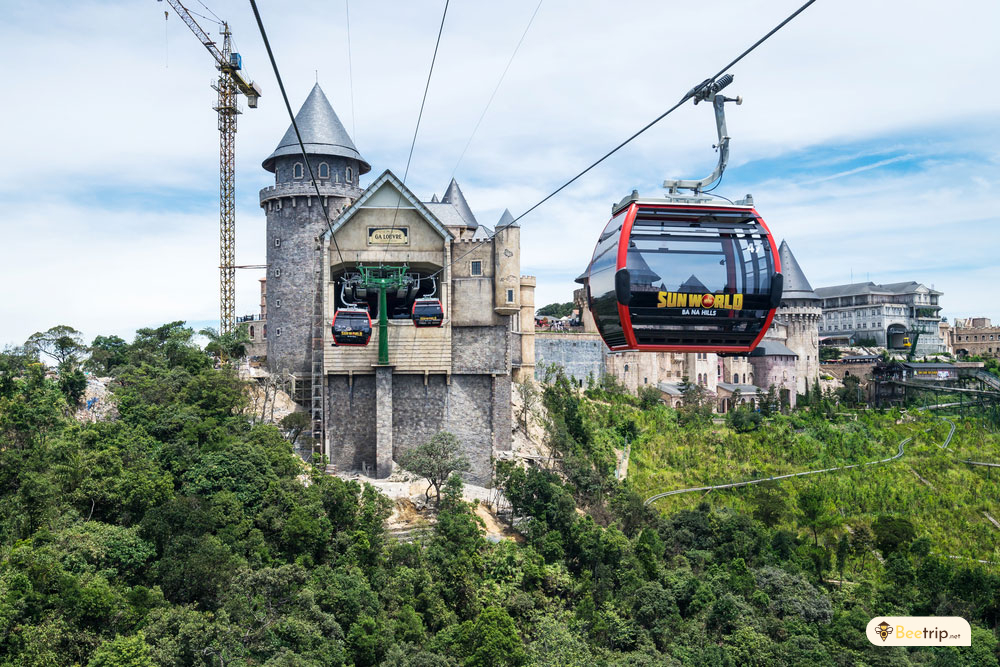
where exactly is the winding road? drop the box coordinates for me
[644,414,998,506]
[644,436,910,505]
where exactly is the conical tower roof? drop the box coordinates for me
[778,240,818,300]
[496,208,517,229]
[262,84,370,174]
[441,178,478,228]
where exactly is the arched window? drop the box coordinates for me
[346,166,353,183]
[318,163,329,179]
[249,325,255,339]
[293,162,303,179]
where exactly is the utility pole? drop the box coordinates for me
[159,0,262,333]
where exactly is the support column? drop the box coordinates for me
[376,366,394,478]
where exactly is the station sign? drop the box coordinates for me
[367,227,409,245]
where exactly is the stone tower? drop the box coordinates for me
[259,84,370,376]
[774,240,821,395]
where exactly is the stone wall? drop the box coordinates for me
[534,332,606,384]
[391,374,447,463]
[444,374,495,485]
[452,326,509,374]
[748,355,798,409]
[263,153,360,377]
[326,374,377,473]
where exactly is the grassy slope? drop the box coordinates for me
[623,407,1000,563]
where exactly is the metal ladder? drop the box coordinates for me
[309,241,326,463]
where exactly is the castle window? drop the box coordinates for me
[276,328,282,337]
[293,162,304,179]
[274,268,281,278]
[275,299,281,308]
[274,238,281,247]
[470,260,483,276]
[506,288,515,303]
[318,163,329,179]
[262,325,267,339]
[346,166,353,183]
[249,325,255,339]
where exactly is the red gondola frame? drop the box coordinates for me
[593,201,782,354]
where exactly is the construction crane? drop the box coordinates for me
[160,0,262,334]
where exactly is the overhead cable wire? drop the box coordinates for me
[381,0,450,264]
[197,0,223,24]
[430,0,819,281]
[451,0,544,178]
[346,0,357,141]
[248,0,347,266]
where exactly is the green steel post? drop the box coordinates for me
[378,283,389,365]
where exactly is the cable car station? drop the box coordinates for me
[259,85,534,482]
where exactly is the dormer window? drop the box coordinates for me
[293,162,304,179]
[318,163,329,179]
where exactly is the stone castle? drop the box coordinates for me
[253,85,535,483]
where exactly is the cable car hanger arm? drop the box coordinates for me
[664,74,742,195]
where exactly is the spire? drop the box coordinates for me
[430,193,439,203]
[496,208,517,229]
[441,178,478,228]
[778,240,818,300]
[262,84,370,174]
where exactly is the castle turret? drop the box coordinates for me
[774,240,821,395]
[260,84,368,376]
[493,209,520,315]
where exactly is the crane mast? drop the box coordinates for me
[160,0,262,334]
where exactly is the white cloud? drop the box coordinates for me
[1,0,999,343]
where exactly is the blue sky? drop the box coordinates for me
[1,0,998,346]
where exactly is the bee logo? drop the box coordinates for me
[875,621,892,642]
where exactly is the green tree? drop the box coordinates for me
[87,632,155,667]
[199,326,250,364]
[466,606,527,667]
[398,431,470,505]
[87,335,129,375]
[513,377,541,434]
[796,487,839,546]
[280,411,312,448]
[872,515,916,555]
[25,324,87,365]
[749,485,787,528]
[536,302,574,318]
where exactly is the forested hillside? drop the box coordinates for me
[0,324,997,665]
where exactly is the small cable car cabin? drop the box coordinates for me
[332,308,373,346]
[411,298,444,328]
[586,197,783,353]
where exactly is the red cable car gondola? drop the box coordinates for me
[411,298,444,327]
[586,197,782,353]
[332,307,372,346]
[584,73,784,354]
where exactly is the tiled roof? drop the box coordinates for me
[262,84,370,174]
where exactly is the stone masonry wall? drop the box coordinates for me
[444,374,494,485]
[452,326,508,374]
[263,154,360,377]
[391,374,447,463]
[534,332,606,384]
[326,374,377,473]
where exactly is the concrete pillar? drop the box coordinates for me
[376,366,393,478]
